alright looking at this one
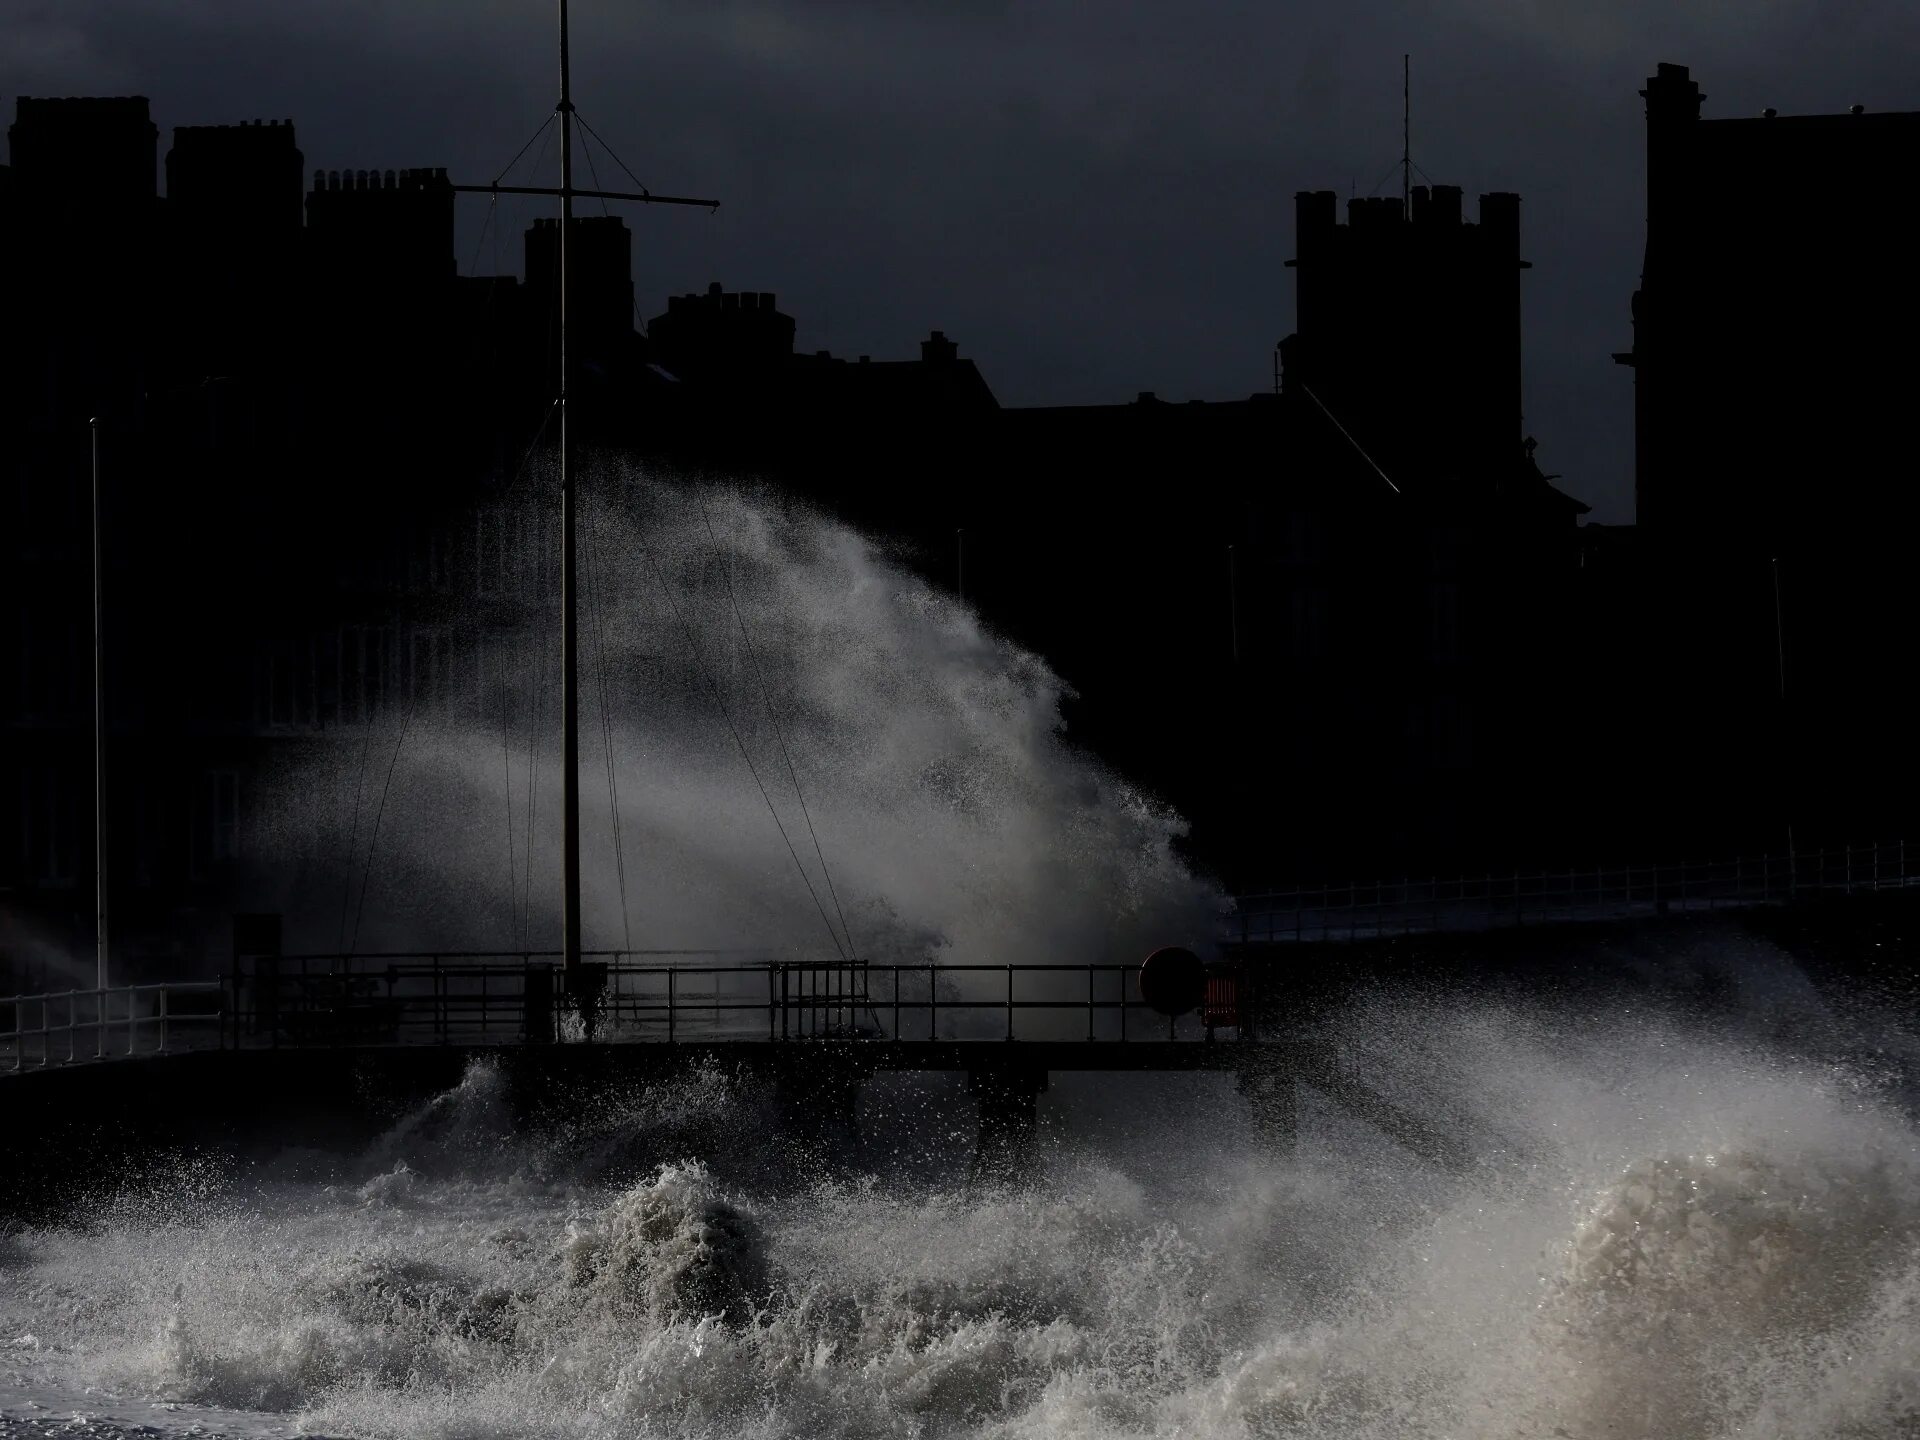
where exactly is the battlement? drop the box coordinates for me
[310,167,450,194]
[305,166,456,283]
[647,281,796,375]
[14,95,155,122]
[664,281,781,314]
[176,119,295,134]
[167,120,304,234]
[1294,185,1516,240]
[1641,62,1706,124]
[8,95,159,205]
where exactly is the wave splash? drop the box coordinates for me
[3,998,1918,1440]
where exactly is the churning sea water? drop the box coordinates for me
[4,984,1917,1440]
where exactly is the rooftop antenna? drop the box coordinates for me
[1402,54,1411,211]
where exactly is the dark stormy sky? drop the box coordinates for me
[9,1,1919,522]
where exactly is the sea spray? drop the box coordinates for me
[253,471,1222,985]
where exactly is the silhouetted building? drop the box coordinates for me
[14,71,1919,979]
[167,119,303,239]
[305,166,455,287]
[7,95,157,212]
[1621,64,1920,543]
[164,120,304,379]
[648,281,794,382]
[1615,62,1920,849]
[525,215,636,374]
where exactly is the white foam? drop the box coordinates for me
[4,1003,1915,1438]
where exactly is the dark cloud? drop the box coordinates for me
[8,0,1919,519]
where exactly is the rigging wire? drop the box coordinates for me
[584,498,635,958]
[642,541,850,963]
[501,631,520,949]
[494,112,557,188]
[348,640,423,957]
[575,125,613,219]
[336,692,377,949]
[700,499,859,964]
[523,518,546,944]
[570,108,654,197]
[1299,384,1403,496]
[572,125,664,341]
[491,401,560,945]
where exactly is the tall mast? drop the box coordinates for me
[91,417,109,995]
[451,3,718,1004]
[557,0,582,989]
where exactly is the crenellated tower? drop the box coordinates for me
[1281,183,1526,497]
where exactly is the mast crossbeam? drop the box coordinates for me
[450,182,718,210]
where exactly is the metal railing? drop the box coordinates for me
[2,983,226,1073]
[9,840,1916,1067]
[219,954,1210,1049]
[1228,840,1920,944]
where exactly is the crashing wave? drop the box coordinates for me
[563,1161,767,1324]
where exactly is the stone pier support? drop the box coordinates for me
[1236,1061,1297,1154]
[773,1049,868,1175]
[968,1063,1048,1184]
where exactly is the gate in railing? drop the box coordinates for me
[220,954,1202,1048]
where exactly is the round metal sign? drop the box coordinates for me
[1138,946,1206,1017]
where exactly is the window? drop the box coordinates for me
[1430,693,1472,771]
[1284,510,1320,566]
[408,627,446,704]
[19,613,81,723]
[1429,582,1461,663]
[261,634,317,729]
[1289,585,1327,659]
[409,527,449,594]
[21,764,78,885]
[477,511,506,596]
[192,769,241,876]
[339,625,393,723]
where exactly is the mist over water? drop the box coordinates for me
[7,474,1920,1436]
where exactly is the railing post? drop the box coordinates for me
[892,966,901,1042]
[768,965,776,1041]
[1087,965,1096,1042]
[97,986,106,1061]
[1006,964,1014,1041]
[928,964,937,1041]
[668,967,676,1044]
